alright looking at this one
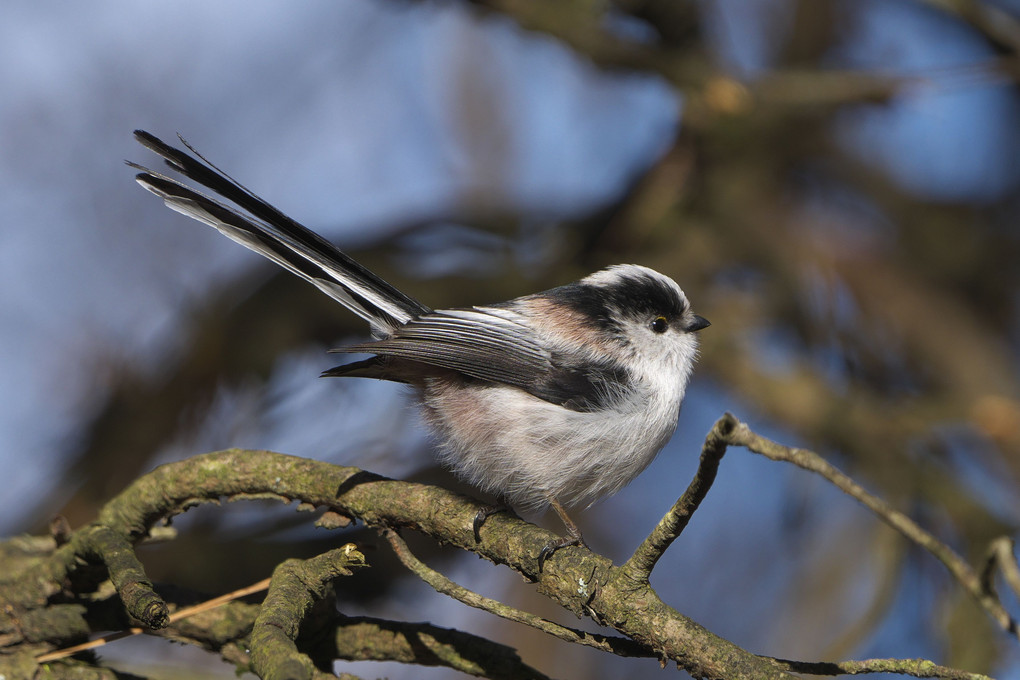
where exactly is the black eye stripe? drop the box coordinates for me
[603,274,687,320]
[544,272,687,327]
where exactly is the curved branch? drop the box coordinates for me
[621,413,733,582]
[41,580,556,680]
[772,656,992,679]
[72,525,168,629]
[19,441,993,680]
[250,546,367,680]
[326,615,553,680]
[53,448,788,678]
[720,417,1020,640]
[383,528,651,658]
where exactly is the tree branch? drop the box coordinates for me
[719,417,1020,640]
[23,448,789,678]
[326,615,553,680]
[10,438,995,679]
[383,528,651,659]
[250,546,367,680]
[70,525,168,630]
[621,413,733,583]
[771,656,993,679]
[125,587,556,679]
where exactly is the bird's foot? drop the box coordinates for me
[537,530,587,572]
[472,504,510,543]
[537,495,589,571]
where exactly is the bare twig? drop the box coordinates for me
[770,655,993,679]
[329,615,554,680]
[36,578,271,662]
[722,417,1020,640]
[620,413,734,583]
[383,529,652,658]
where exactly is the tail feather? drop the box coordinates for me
[131,130,430,332]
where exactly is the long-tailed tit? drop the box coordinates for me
[130,131,709,565]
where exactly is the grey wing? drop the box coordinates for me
[331,307,553,389]
[329,306,632,412]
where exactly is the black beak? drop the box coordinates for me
[686,315,710,332]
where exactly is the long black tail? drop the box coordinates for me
[130,130,430,333]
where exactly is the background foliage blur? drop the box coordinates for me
[2,1,1019,678]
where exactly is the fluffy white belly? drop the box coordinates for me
[421,378,682,510]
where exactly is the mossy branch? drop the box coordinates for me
[250,545,367,680]
[383,528,651,659]
[6,414,1004,679]
[719,415,1020,640]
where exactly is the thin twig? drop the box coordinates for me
[724,419,1020,640]
[620,413,734,583]
[36,578,271,662]
[382,529,652,658]
[770,655,993,679]
[330,615,554,680]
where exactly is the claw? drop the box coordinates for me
[472,504,509,543]
[538,533,586,571]
[537,496,588,571]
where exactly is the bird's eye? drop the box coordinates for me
[651,316,669,333]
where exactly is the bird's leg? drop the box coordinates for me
[538,497,588,571]
[472,503,511,543]
[549,497,585,542]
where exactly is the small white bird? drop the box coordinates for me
[131,131,709,565]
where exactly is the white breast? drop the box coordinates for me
[420,354,689,510]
